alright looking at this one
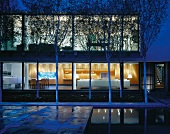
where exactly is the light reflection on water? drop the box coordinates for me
[91,108,139,124]
[86,108,170,134]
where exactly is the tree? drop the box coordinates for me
[20,0,73,102]
[137,0,168,103]
[105,0,168,102]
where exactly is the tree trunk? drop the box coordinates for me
[144,109,148,133]
[36,60,39,98]
[107,15,112,103]
[89,62,92,100]
[55,16,60,103]
[108,60,112,103]
[56,54,59,103]
[144,57,148,103]
[108,109,111,134]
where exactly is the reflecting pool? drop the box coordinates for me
[85,108,170,134]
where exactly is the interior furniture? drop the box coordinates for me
[41,78,49,89]
[3,76,22,87]
[29,79,37,89]
[77,79,130,88]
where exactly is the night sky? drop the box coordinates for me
[147,1,170,61]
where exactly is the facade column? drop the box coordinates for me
[165,62,170,92]
[72,15,75,50]
[0,15,2,50]
[120,62,124,97]
[25,63,29,89]
[22,62,24,90]
[139,62,142,92]
[73,63,76,90]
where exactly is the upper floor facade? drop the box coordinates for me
[0,0,168,62]
[0,14,139,51]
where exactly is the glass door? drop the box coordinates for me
[155,64,165,89]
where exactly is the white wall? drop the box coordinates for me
[11,63,22,77]
[3,63,22,84]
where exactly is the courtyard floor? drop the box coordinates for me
[0,106,92,134]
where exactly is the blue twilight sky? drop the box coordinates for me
[147,1,170,61]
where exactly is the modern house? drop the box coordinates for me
[0,0,169,93]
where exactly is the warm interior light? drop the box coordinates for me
[76,74,79,78]
[127,74,132,78]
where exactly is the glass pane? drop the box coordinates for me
[74,15,121,51]
[123,15,139,51]
[124,63,139,90]
[76,63,90,90]
[3,62,22,90]
[25,63,72,90]
[1,15,22,51]
[59,63,72,90]
[25,15,72,51]
[26,63,38,89]
[155,64,164,88]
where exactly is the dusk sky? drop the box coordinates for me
[147,1,170,61]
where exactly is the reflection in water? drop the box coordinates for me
[91,108,139,124]
[86,108,170,134]
[144,109,147,134]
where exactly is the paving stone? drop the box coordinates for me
[0,106,92,133]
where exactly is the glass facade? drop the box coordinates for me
[0,15,139,52]
[2,62,139,90]
[24,63,72,90]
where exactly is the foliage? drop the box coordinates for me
[0,15,22,49]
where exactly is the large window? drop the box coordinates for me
[0,14,139,52]
[74,15,139,51]
[0,15,22,51]
[24,62,72,90]
[2,62,139,90]
[25,15,72,51]
[76,63,139,90]
[3,62,22,90]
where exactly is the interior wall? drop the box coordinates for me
[29,63,70,84]
[3,63,22,77]
[124,64,139,84]
[11,63,22,77]
[29,64,36,78]
[28,63,139,85]
[112,63,139,84]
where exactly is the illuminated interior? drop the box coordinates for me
[27,62,139,90]
[2,62,139,90]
